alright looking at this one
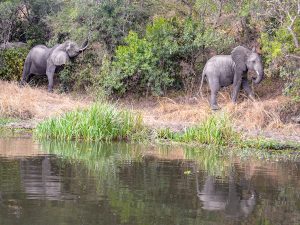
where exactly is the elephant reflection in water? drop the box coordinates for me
[20,156,67,200]
[196,174,256,218]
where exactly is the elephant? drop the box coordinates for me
[200,46,264,110]
[20,40,88,92]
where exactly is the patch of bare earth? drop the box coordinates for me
[0,81,89,128]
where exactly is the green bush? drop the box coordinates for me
[0,47,29,81]
[260,18,300,101]
[260,27,297,66]
[35,103,146,141]
[280,61,300,102]
[103,17,233,96]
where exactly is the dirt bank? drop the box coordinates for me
[1,80,299,143]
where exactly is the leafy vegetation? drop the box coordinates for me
[0,0,298,99]
[0,47,29,81]
[35,103,146,141]
[104,17,233,95]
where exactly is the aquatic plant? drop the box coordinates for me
[35,103,146,141]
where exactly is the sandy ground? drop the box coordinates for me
[1,80,300,142]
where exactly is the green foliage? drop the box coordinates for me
[260,26,297,65]
[0,0,61,45]
[260,17,300,100]
[46,0,91,44]
[35,103,146,141]
[47,0,151,52]
[2,0,298,98]
[0,47,29,81]
[91,0,151,53]
[104,17,233,96]
[280,61,300,102]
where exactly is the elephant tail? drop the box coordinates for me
[198,70,206,99]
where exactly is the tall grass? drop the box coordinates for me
[157,113,239,146]
[35,103,146,141]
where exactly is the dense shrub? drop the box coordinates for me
[103,17,233,96]
[1,0,298,99]
[0,0,61,45]
[260,18,300,101]
[47,0,151,53]
[0,47,29,81]
[280,60,300,102]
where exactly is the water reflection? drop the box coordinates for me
[0,138,300,225]
[197,174,256,218]
[20,156,74,200]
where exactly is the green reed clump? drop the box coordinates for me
[157,113,239,146]
[35,104,146,141]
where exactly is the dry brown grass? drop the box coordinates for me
[132,89,300,136]
[0,80,298,140]
[0,81,89,119]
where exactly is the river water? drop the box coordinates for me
[0,137,300,225]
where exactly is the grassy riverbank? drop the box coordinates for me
[33,103,300,151]
[0,81,299,150]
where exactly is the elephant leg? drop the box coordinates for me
[232,75,242,103]
[46,65,56,92]
[242,79,255,100]
[210,82,220,110]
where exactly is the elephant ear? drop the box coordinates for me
[231,46,250,73]
[49,50,70,66]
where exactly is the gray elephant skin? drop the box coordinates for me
[21,40,88,92]
[200,46,264,110]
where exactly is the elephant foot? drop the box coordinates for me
[48,88,54,93]
[211,105,220,110]
[19,80,26,87]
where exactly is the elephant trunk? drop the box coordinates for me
[79,40,88,52]
[253,68,264,84]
